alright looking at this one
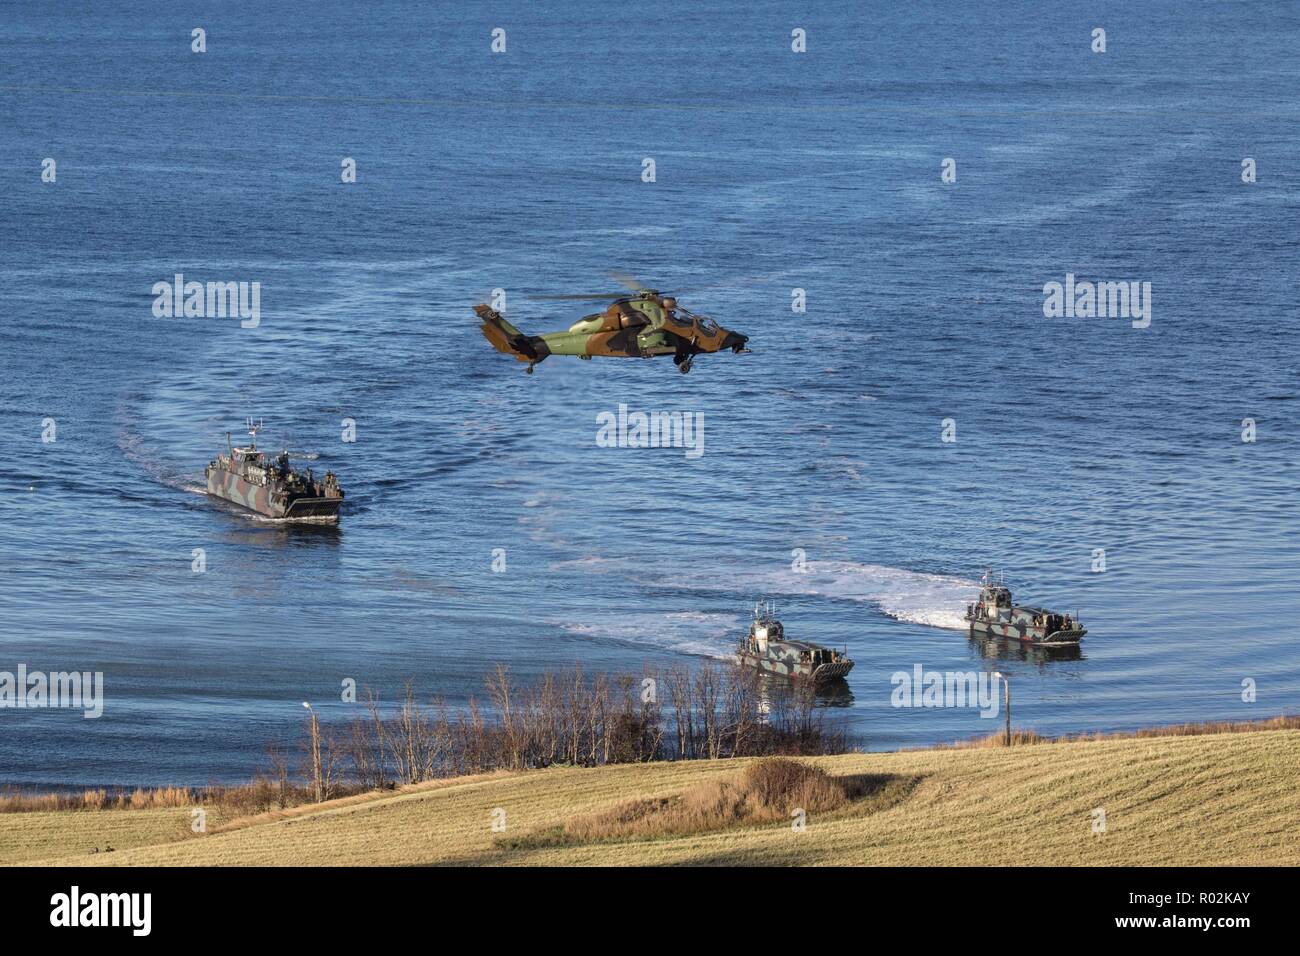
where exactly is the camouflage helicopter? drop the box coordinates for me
[475,272,750,374]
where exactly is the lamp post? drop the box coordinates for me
[992,672,1011,747]
[303,701,323,802]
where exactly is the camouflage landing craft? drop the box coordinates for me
[476,274,749,374]
[205,420,344,523]
[735,601,854,683]
[965,572,1086,646]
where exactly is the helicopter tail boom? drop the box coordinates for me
[475,305,549,365]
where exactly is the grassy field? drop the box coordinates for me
[5,729,1296,866]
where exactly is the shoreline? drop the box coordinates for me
[3,713,1294,811]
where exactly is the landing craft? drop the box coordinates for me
[204,420,344,523]
[735,602,854,683]
[964,572,1085,645]
[476,272,749,374]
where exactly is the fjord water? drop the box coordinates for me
[2,1,1297,787]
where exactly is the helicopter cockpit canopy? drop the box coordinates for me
[670,305,719,335]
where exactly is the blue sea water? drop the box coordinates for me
[1,1,1298,787]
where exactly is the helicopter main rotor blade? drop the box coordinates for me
[608,270,645,292]
[671,270,801,296]
[527,293,628,301]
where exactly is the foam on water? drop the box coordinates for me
[656,561,980,631]
[557,611,741,660]
[754,562,979,630]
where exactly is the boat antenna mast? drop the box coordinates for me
[246,417,263,451]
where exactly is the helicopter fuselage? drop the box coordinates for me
[475,291,748,373]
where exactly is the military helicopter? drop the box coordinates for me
[475,272,750,374]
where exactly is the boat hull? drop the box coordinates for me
[205,467,342,523]
[968,618,1085,645]
[735,652,854,682]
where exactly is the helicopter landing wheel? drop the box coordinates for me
[675,354,693,374]
[525,363,535,375]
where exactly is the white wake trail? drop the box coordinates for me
[557,611,741,659]
[752,561,979,630]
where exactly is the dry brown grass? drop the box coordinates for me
[936,730,1051,749]
[0,779,331,815]
[1125,715,1299,737]
[0,787,197,813]
[6,729,1297,866]
[501,757,916,848]
[937,714,1299,749]
[576,758,850,839]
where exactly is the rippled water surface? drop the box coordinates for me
[2,1,1298,786]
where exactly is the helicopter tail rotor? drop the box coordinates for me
[475,304,550,368]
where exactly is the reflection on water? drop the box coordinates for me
[814,678,855,708]
[970,636,1084,666]
[217,515,344,550]
[751,672,856,713]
